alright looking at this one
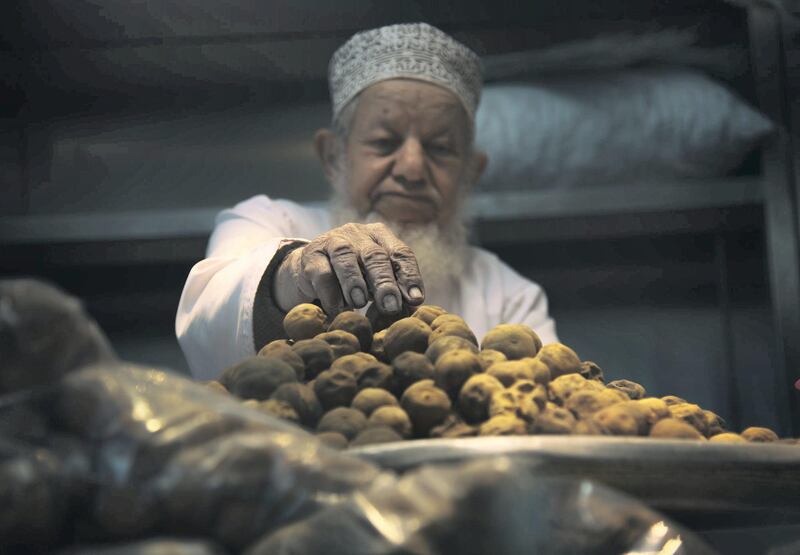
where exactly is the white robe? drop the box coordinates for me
[176,195,558,380]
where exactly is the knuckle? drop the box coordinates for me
[328,239,355,260]
[367,222,390,235]
[338,222,362,236]
[300,261,316,277]
[360,245,389,265]
[310,231,330,246]
[374,282,401,296]
[337,269,365,287]
[301,246,323,264]
[370,278,396,294]
[344,277,367,290]
[391,245,416,262]
[303,262,331,282]
[370,270,398,287]
[316,267,336,283]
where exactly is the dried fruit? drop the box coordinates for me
[368,406,413,438]
[650,418,704,440]
[606,379,646,400]
[315,330,360,359]
[477,349,507,371]
[479,414,527,436]
[292,339,334,379]
[271,382,323,427]
[428,323,478,346]
[392,352,436,393]
[425,336,479,364]
[219,305,798,447]
[579,360,604,382]
[485,360,534,387]
[313,369,357,411]
[257,340,306,379]
[317,407,367,440]
[434,349,481,400]
[317,431,348,449]
[709,432,747,444]
[401,383,451,437]
[741,426,778,443]
[530,405,576,434]
[481,324,541,360]
[351,388,399,415]
[350,426,403,446]
[384,318,432,361]
[328,311,373,351]
[459,374,505,423]
[283,303,327,341]
[535,343,581,378]
[411,305,448,326]
[430,413,477,438]
[220,357,297,400]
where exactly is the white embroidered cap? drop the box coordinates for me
[329,23,483,121]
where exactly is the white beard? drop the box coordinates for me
[329,189,471,301]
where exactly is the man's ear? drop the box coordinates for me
[472,150,488,183]
[314,128,341,185]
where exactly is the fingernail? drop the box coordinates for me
[383,294,399,312]
[409,286,423,300]
[350,287,366,307]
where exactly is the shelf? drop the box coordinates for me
[0,177,764,265]
[0,206,225,245]
[469,177,762,221]
[3,1,742,50]
[2,1,749,118]
[470,177,764,244]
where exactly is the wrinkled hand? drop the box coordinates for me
[274,223,425,316]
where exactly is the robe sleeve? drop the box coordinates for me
[175,196,314,381]
[497,259,559,346]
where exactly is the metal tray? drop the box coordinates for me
[350,436,800,529]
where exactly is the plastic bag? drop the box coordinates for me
[0,279,116,394]
[38,362,378,550]
[57,538,226,555]
[0,434,91,550]
[248,457,717,555]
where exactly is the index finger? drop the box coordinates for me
[368,226,426,306]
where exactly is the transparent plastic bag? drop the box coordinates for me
[249,457,717,555]
[57,538,226,555]
[43,362,379,550]
[0,434,91,550]
[0,279,116,394]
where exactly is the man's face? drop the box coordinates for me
[337,79,476,226]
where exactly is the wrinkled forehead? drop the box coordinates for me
[355,79,472,134]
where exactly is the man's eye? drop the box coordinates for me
[370,138,398,153]
[427,143,453,156]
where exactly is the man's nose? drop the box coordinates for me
[392,138,426,188]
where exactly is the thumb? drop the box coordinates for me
[273,246,311,312]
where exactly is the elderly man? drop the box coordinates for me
[177,23,557,380]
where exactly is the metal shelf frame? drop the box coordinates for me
[747,0,800,434]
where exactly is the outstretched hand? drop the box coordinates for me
[274,223,425,316]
